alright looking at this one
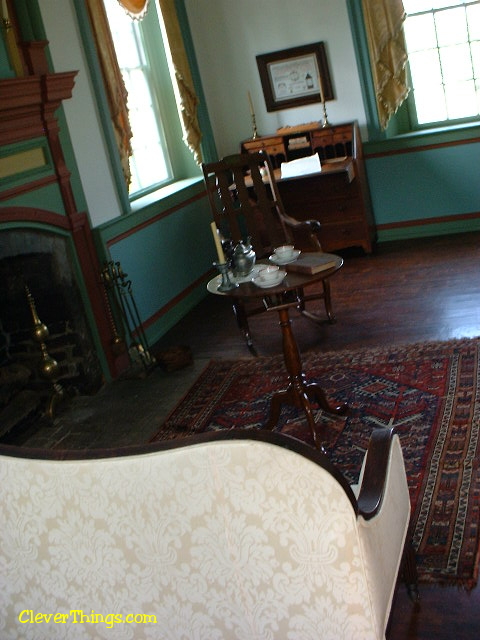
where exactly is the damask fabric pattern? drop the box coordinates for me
[0,439,407,639]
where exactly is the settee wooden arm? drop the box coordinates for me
[357,427,396,520]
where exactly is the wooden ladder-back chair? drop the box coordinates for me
[202,151,341,352]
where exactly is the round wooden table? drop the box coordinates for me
[207,256,347,450]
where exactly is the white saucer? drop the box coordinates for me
[253,270,287,288]
[269,250,301,266]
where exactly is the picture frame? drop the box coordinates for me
[256,42,333,112]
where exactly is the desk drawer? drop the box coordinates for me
[320,221,370,251]
[316,197,364,223]
[243,137,285,153]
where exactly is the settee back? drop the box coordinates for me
[0,429,407,639]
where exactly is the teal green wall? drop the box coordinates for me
[94,180,214,347]
[367,143,480,224]
[364,136,480,241]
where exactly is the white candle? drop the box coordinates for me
[210,221,225,263]
[247,91,255,116]
[318,72,325,104]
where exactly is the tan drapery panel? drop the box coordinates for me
[85,0,133,187]
[362,0,409,130]
[157,0,202,164]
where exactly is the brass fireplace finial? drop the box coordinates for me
[25,286,64,418]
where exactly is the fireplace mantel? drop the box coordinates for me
[0,64,128,378]
[0,72,77,146]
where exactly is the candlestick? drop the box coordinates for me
[210,221,225,263]
[247,91,258,139]
[317,70,330,128]
[321,100,330,128]
[214,261,238,292]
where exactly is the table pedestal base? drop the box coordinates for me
[265,307,348,451]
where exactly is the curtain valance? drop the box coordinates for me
[117,0,149,20]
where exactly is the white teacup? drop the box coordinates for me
[258,265,279,283]
[274,245,295,260]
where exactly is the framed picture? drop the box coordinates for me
[256,42,333,112]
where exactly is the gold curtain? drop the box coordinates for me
[362,0,409,130]
[85,0,133,187]
[157,0,202,165]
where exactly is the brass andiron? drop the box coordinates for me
[100,261,156,372]
[25,286,64,418]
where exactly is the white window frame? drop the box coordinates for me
[102,0,198,199]
[403,0,480,129]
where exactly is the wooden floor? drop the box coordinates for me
[4,232,480,638]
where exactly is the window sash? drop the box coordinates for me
[403,0,480,126]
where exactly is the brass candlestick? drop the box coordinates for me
[321,99,330,128]
[251,112,258,139]
[247,91,258,139]
[25,286,64,418]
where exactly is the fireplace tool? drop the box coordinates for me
[25,286,64,418]
[100,261,156,372]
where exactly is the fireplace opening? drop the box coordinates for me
[0,230,103,438]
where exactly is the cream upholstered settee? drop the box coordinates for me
[0,428,413,639]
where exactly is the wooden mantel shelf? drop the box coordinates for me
[0,72,77,146]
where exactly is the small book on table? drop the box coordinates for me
[285,253,337,275]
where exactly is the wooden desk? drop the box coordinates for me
[207,258,348,450]
[241,122,376,253]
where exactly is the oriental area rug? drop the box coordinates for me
[151,338,480,589]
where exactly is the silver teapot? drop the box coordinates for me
[232,239,256,277]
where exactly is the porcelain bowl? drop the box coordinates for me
[258,265,280,283]
[274,245,295,261]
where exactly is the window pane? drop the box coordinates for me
[435,8,468,47]
[472,42,480,77]
[413,85,447,123]
[103,2,141,68]
[445,80,477,117]
[440,44,473,81]
[404,14,437,51]
[467,3,480,38]
[404,0,465,12]
[408,50,443,86]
